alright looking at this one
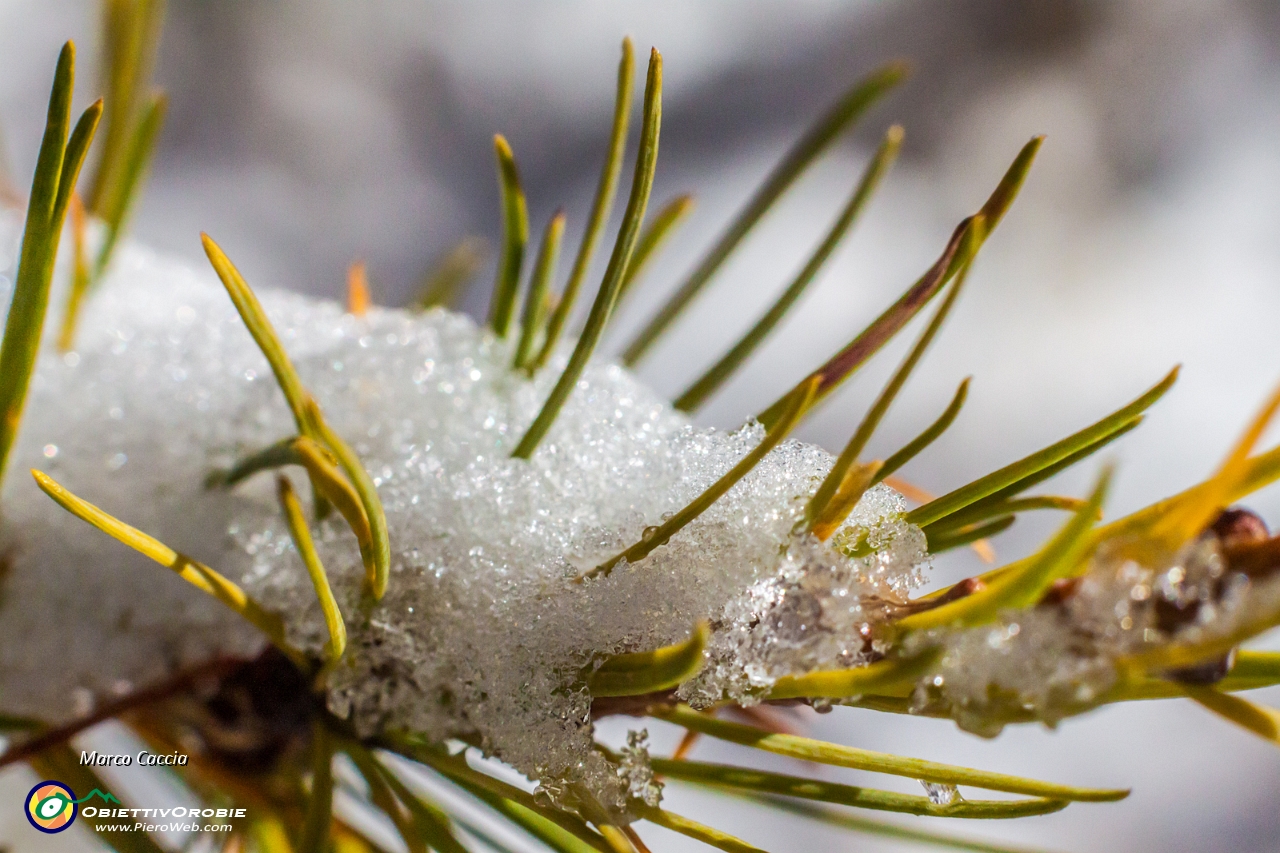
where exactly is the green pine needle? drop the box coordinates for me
[488,134,530,337]
[613,192,695,308]
[515,210,566,371]
[923,495,1091,541]
[901,468,1110,633]
[925,516,1017,554]
[756,137,1042,430]
[297,721,335,853]
[393,740,610,851]
[875,377,970,483]
[93,91,166,277]
[765,799,1065,853]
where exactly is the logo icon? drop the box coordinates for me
[25,781,77,833]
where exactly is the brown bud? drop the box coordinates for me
[1037,576,1082,609]
[1211,507,1269,548]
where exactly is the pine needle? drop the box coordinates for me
[613,193,695,308]
[755,136,1042,430]
[906,369,1176,529]
[488,134,530,337]
[56,192,92,352]
[515,210,566,371]
[93,91,166,277]
[1183,686,1280,748]
[652,705,1128,801]
[347,260,371,317]
[806,218,983,530]
[765,799,1067,853]
[297,721,335,853]
[642,807,771,853]
[588,621,708,697]
[650,758,1067,819]
[876,378,970,483]
[87,0,165,215]
[278,475,347,663]
[512,48,662,460]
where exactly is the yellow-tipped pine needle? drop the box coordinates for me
[1149,376,1280,556]
[277,475,347,662]
[292,435,373,556]
[202,234,315,431]
[1183,686,1280,749]
[487,134,529,337]
[305,398,391,600]
[347,260,371,317]
[589,621,708,697]
[641,808,770,853]
[31,469,304,668]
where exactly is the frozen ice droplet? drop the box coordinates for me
[920,781,959,805]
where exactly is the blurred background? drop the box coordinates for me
[3,0,1280,850]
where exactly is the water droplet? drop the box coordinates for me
[42,444,58,459]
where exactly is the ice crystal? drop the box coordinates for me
[920,781,959,806]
